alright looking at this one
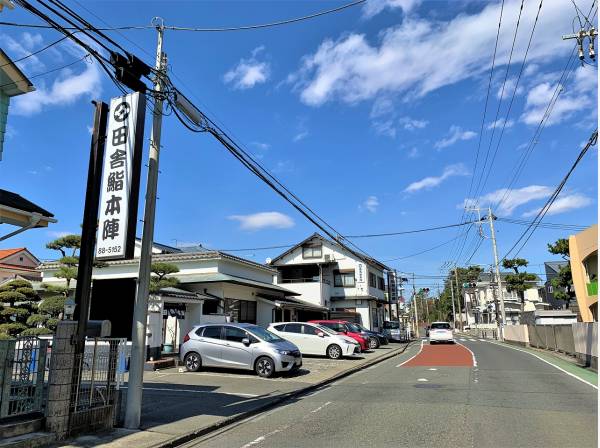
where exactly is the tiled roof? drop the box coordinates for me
[0,248,24,260]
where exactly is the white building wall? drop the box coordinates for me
[256,300,274,328]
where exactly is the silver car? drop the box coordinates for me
[180,323,302,378]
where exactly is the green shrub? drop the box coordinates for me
[20,327,53,336]
[0,322,27,336]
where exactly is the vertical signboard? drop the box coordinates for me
[387,271,397,303]
[96,93,146,260]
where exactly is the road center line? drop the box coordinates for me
[487,341,598,390]
[310,401,332,413]
[396,340,424,367]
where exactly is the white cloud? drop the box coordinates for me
[12,60,102,116]
[407,146,419,158]
[434,126,476,149]
[404,163,469,193]
[291,1,579,106]
[271,160,294,174]
[522,193,592,217]
[464,185,553,216]
[2,32,46,71]
[360,196,380,213]
[47,230,76,238]
[228,212,294,231]
[293,131,309,142]
[224,46,270,90]
[399,116,428,130]
[486,118,514,130]
[362,0,421,18]
[520,67,597,126]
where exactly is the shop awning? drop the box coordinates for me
[157,287,216,301]
[255,293,328,311]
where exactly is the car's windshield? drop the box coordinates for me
[315,324,337,335]
[384,321,400,329]
[247,326,284,342]
[430,323,451,330]
[347,323,363,332]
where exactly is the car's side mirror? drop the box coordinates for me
[317,332,325,337]
[241,338,251,346]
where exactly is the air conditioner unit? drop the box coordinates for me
[324,254,331,262]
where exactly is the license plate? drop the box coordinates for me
[295,360,302,366]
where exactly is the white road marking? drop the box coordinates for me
[310,401,332,413]
[459,338,467,341]
[417,378,428,382]
[456,341,478,367]
[478,339,486,342]
[396,340,424,367]
[487,341,598,390]
[122,386,258,398]
[468,339,477,342]
[240,426,289,448]
[427,368,437,371]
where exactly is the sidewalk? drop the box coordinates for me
[56,343,410,448]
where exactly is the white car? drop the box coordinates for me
[428,322,454,344]
[268,322,360,359]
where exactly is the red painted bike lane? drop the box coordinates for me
[401,342,474,367]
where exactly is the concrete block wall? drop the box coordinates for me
[45,321,77,440]
[503,325,528,346]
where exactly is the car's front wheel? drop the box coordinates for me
[327,344,343,359]
[184,352,202,372]
[368,337,380,349]
[255,356,275,378]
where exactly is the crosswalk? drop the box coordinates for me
[458,338,487,342]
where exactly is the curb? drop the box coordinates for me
[153,341,415,448]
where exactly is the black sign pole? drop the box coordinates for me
[73,100,109,348]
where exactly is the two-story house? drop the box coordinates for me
[466,272,546,325]
[269,233,390,331]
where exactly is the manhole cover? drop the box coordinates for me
[414,383,443,389]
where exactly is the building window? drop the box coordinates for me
[302,244,322,259]
[369,272,376,287]
[334,270,355,287]
[377,277,385,290]
[224,299,257,324]
[548,285,553,293]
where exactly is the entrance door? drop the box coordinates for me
[220,326,253,369]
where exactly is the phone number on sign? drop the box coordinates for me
[97,246,122,255]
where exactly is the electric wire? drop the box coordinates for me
[0,54,90,90]
[344,220,481,239]
[501,130,598,261]
[383,229,472,263]
[0,0,366,32]
[0,34,70,68]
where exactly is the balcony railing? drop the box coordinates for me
[587,281,598,296]
[281,277,320,283]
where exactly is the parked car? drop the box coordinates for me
[383,320,406,342]
[349,322,389,348]
[180,323,302,378]
[268,322,360,359]
[428,322,454,344]
[308,320,370,351]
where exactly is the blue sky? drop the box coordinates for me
[1,0,597,287]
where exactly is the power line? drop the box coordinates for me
[501,130,598,261]
[0,33,70,68]
[496,217,588,231]
[344,220,480,238]
[383,229,472,263]
[0,54,90,90]
[0,0,366,32]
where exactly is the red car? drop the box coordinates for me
[308,320,369,351]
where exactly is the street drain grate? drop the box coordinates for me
[414,383,443,389]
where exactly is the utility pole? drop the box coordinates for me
[125,18,166,429]
[412,273,419,338]
[563,27,596,61]
[450,277,457,330]
[454,267,463,331]
[488,206,505,340]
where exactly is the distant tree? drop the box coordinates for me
[547,238,575,308]
[149,262,180,294]
[502,258,538,314]
[46,234,81,290]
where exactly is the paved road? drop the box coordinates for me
[185,338,598,448]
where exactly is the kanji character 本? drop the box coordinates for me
[112,126,128,146]
[107,171,124,192]
[102,219,120,240]
[105,195,122,215]
[109,149,126,169]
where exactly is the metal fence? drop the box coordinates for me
[0,336,48,420]
[69,338,125,433]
